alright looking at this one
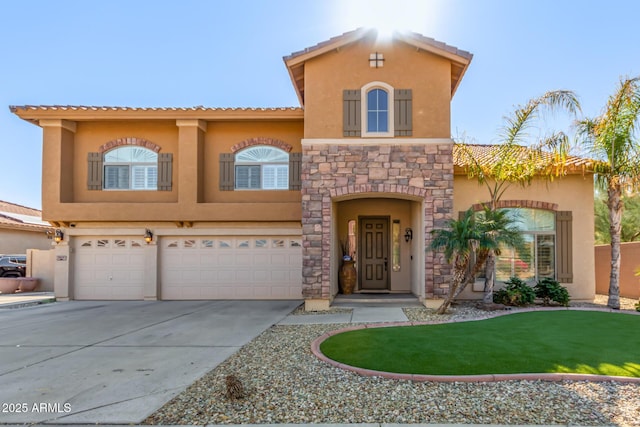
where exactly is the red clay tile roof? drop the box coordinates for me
[453,144,595,173]
[0,200,52,232]
[9,105,304,125]
[283,28,472,62]
[284,28,473,105]
[9,105,302,112]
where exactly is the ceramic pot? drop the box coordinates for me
[17,278,39,292]
[338,260,357,294]
[0,278,20,294]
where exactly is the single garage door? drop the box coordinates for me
[73,237,146,300]
[160,236,302,300]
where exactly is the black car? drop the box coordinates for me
[0,255,26,277]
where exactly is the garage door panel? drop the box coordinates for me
[74,238,145,300]
[160,236,302,300]
[94,254,114,265]
[218,254,234,264]
[253,254,270,264]
[235,256,253,266]
[236,270,252,281]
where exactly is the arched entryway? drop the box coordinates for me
[333,195,423,297]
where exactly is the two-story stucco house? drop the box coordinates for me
[10,29,595,309]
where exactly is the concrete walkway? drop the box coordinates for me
[0,291,55,308]
[0,299,300,424]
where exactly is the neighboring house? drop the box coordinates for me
[0,200,53,254]
[9,28,595,308]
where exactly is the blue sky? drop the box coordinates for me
[1,0,640,210]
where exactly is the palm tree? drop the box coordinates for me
[430,209,480,314]
[456,90,581,302]
[431,207,524,313]
[575,76,640,309]
[458,207,525,304]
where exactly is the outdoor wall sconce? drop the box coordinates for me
[54,229,64,244]
[404,228,413,243]
[144,229,153,244]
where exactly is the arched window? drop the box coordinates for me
[103,146,158,190]
[235,146,289,190]
[367,88,389,133]
[360,81,395,137]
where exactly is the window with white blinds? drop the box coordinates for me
[234,146,289,190]
[103,147,158,190]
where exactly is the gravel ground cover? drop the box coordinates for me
[144,296,640,426]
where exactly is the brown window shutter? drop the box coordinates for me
[219,153,235,191]
[343,89,361,137]
[289,152,302,190]
[157,153,173,191]
[394,89,413,136]
[556,211,573,283]
[87,152,103,190]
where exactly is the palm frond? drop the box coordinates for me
[499,90,581,147]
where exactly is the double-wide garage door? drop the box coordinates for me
[73,235,302,300]
[159,236,302,300]
[73,237,146,300]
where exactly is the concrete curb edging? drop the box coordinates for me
[311,307,640,384]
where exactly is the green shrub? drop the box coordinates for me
[493,277,536,306]
[534,278,570,306]
[635,301,640,312]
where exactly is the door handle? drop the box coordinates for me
[384,258,388,271]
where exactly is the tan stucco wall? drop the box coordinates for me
[336,198,413,292]
[595,242,640,299]
[453,174,596,300]
[303,33,452,139]
[203,120,303,203]
[26,248,54,291]
[0,228,53,253]
[73,121,179,203]
[39,119,304,224]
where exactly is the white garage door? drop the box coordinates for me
[160,236,302,300]
[73,237,146,300]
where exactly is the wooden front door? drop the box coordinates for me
[359,217,389,291]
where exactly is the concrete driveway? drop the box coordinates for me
[0,300,300,424]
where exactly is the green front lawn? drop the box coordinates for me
[319,311,640,377]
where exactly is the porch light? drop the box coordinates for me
[404,228,413,243]
[54,229,64,244]
[144,229,153,244]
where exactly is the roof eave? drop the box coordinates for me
[9,106,305,124]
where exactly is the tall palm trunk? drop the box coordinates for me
[452,249,489,300]
[483,251,496,303]
[436,255,468,314]
[607,181,623,309]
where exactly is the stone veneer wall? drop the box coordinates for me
[301,142,454,300]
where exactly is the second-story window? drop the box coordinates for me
[367,88,389,133]
[235,146,289,190]
[103,147,158,190]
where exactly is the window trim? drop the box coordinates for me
[102,147,158,191]
[234,145,289,190]
[361,81,394,137]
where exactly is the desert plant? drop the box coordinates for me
[493,277,535,306]
[534,278,570,306]
[430,208,481,314]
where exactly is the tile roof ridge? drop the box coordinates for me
[401,30,473,60]
[0,199,42,213]
[10,105,303,112]
[283,27,370,61]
